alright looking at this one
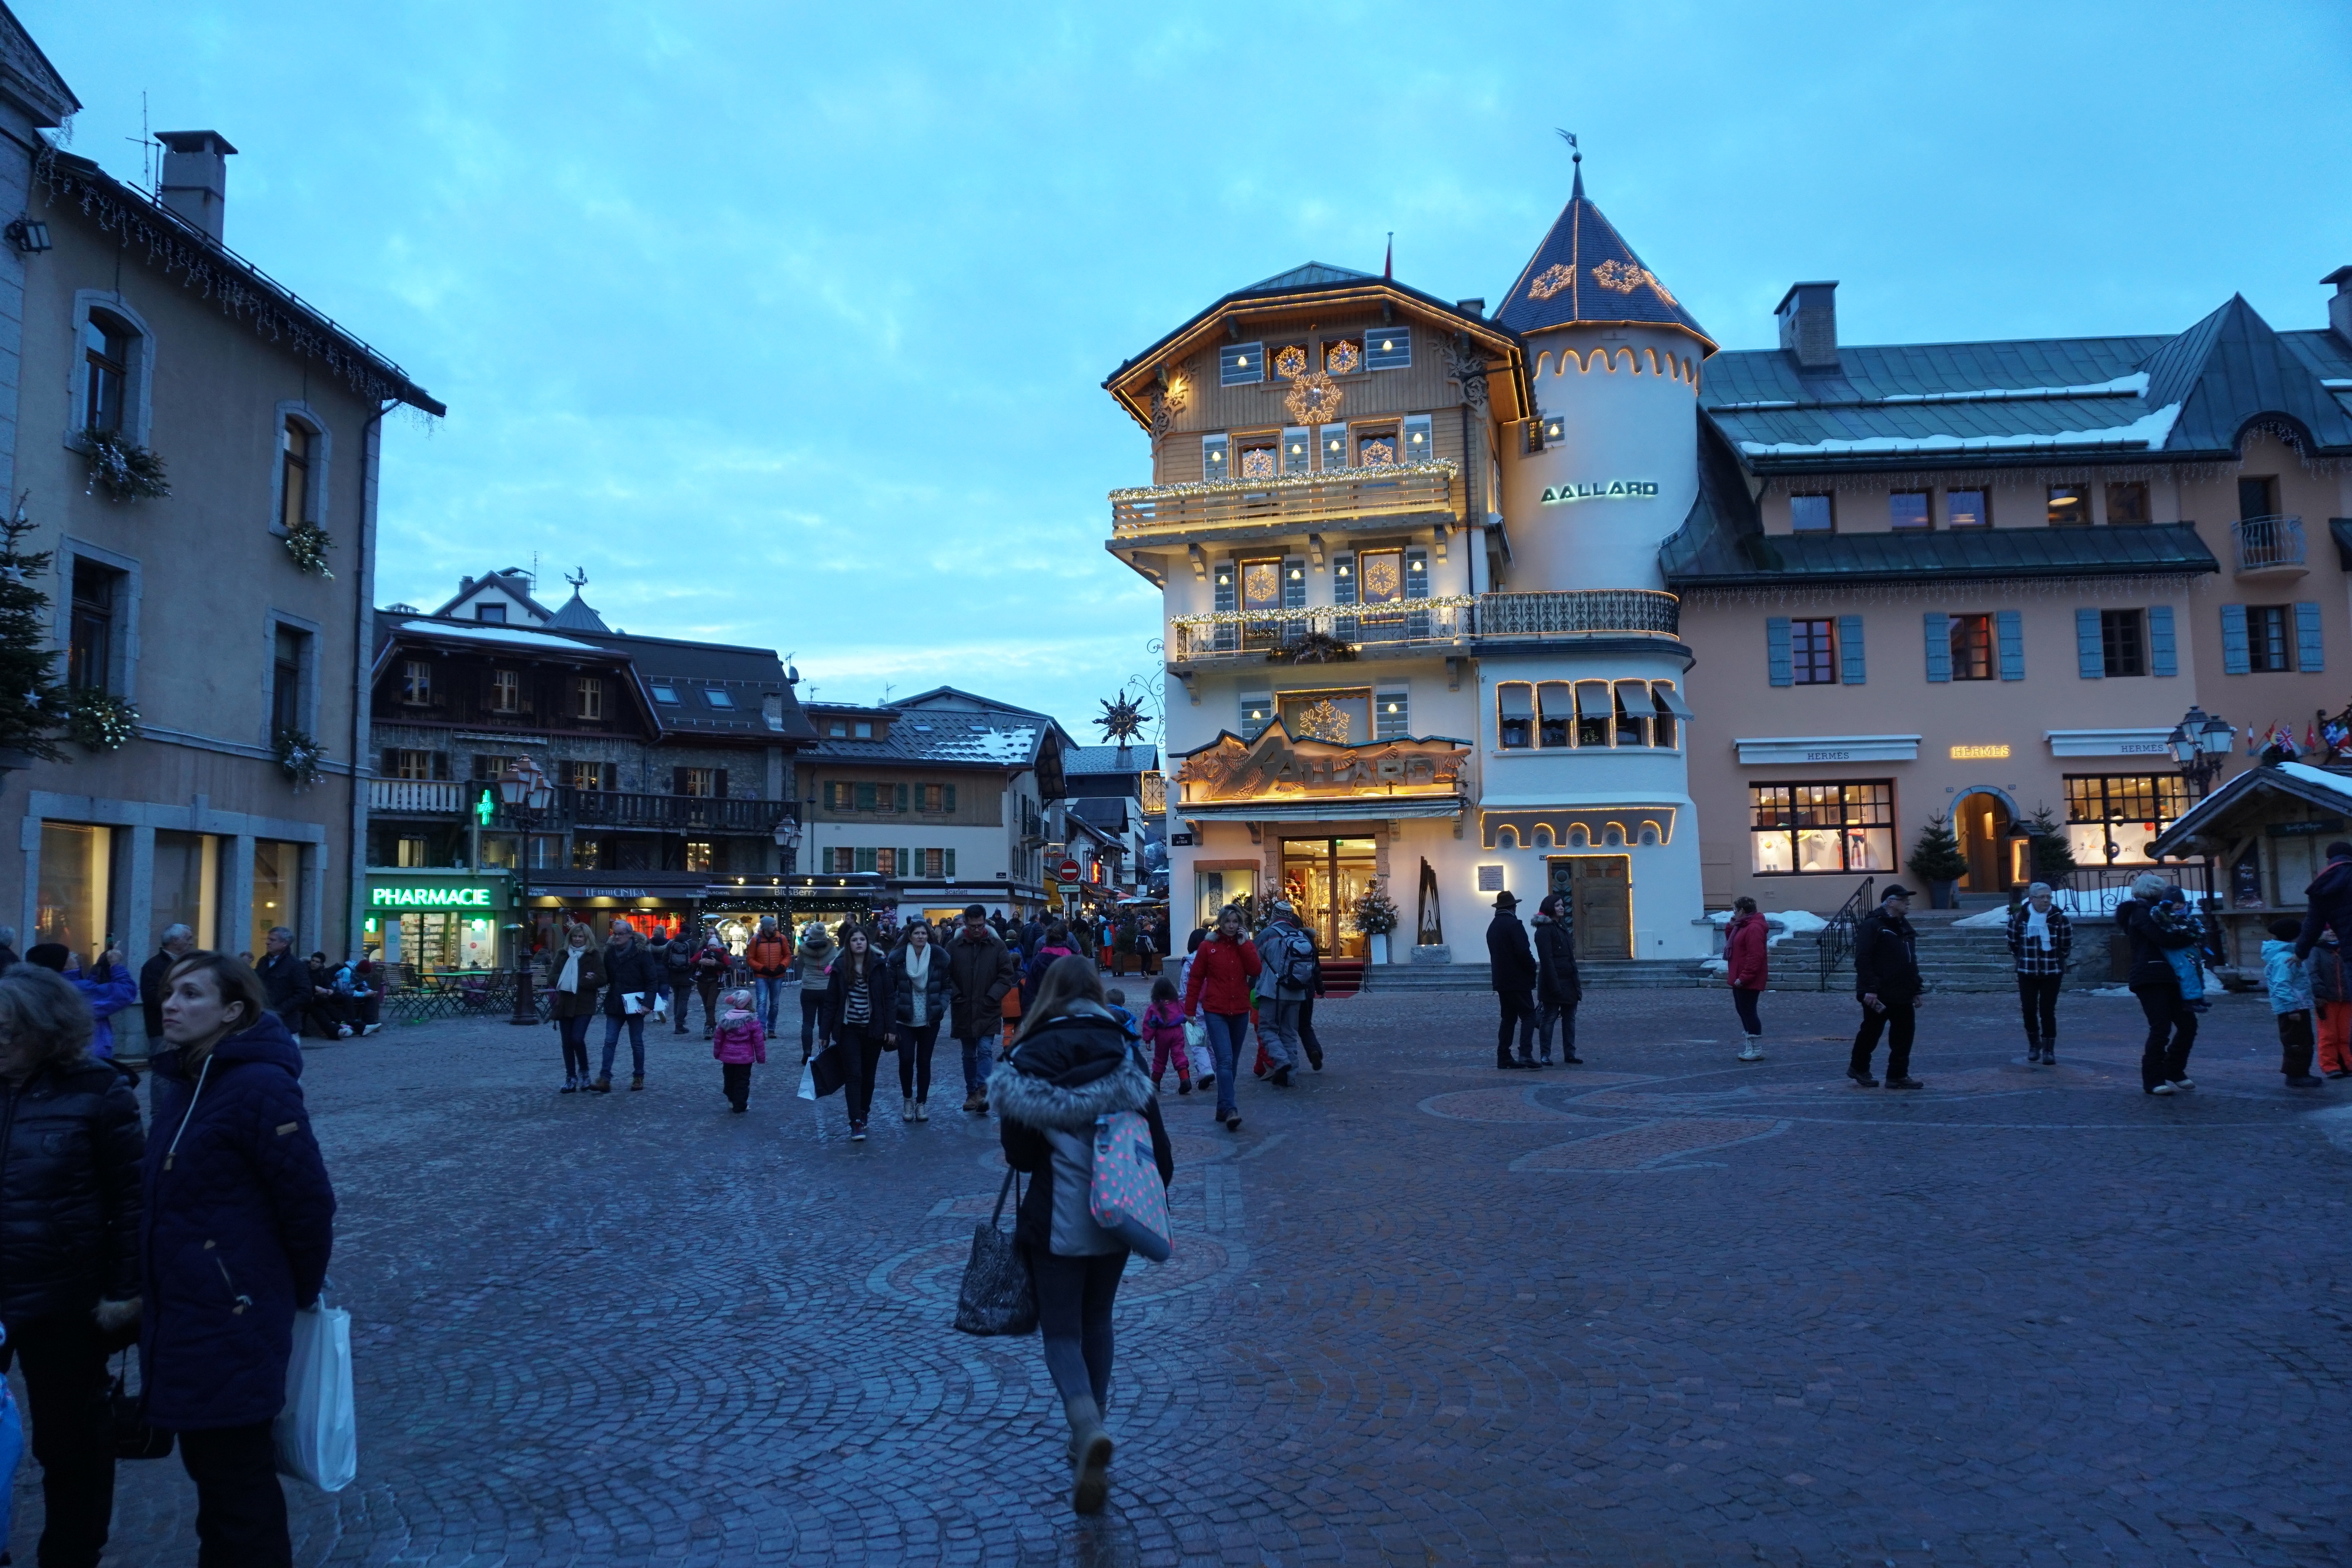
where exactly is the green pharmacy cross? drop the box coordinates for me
[475,788,496,825]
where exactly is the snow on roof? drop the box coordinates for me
[396,619,602,654]
[1738,402,2181,459]
[2273,761,2352,806]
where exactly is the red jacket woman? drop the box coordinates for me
[1724,909,1768,989]
[1181,923,1260,1018]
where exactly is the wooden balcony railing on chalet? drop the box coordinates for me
[369,779,470,814]
[1110,460,1461,539]
[558,789,796,835]
[1166,589,1681,663]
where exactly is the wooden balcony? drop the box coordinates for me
[369,779,470,815]
[1109,460,1461,544]
[1166,589,1680,664]
[558,790,796,835]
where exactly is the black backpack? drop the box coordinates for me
[1272,927,1318,992]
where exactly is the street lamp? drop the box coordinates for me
[497,757,556,1026]
[2166,706,2235,793]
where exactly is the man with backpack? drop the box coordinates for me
[1254,901,1318,1088]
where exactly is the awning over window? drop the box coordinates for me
[1574,681,1612,718]
[1652,683,1693,720]
[1498,683,1533,717]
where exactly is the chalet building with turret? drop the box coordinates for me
[1108,154,2352,971]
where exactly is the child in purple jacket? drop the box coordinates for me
[1140,975,1192,1095]
[713,987,766,1113]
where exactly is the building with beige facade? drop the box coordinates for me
[1109,149,2352,971]
[0,7,440,1027]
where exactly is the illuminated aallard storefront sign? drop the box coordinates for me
[1175,724,1470,807]
[1949,743,2011,761]
[1540,480,1659,504]
[369,883,496,910]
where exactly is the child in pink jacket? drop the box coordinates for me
[713,987,766,1113]
[1141,976,1192,1095]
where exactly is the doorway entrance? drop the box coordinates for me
[1280,837,1379,959]
[1954,791,2018,892]
[1546,855,1631,961]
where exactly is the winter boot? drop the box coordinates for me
[915,1099,928,1121]
[1738,1036,1765,1062]
[902,1094,916,1122]
[1064,1395,1113,1515]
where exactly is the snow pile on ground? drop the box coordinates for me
[1699,957,1728,975]
[1706,909,1828,947]
[1954,887,2132,927]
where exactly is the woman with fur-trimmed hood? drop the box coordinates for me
[990,954,1173,1517]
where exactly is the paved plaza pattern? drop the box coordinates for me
[12,983,2352,1565]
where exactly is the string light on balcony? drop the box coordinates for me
[1108,458,1457,504]
[1166,594,1478,628]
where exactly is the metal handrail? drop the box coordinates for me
[1817,875,1875,992]
[2231,514,2304,571]
[1110,461,1460,536]
[1165,589,1681,663]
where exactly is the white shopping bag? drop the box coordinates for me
[1182,1016,1213,1080]
[273,1296,357,1492]
[797,1060,817,1101]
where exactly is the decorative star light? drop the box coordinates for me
[1095,689,1147,745]
[1285,371,1342,427]
[1528,264,1576,301]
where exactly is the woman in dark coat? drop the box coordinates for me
[0,964,146,1568]
[2118,871,2200,1094]
[595,922,664,1092]
[1723,895,1769,1061]
[824,927,897,1141]
[992,954,1172,1516]
[544,921,604,1092]
[1532,892,1583,1065]
[890,920,956,1122]
[145,950,335,1567]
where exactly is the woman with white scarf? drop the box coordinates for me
[891,921,955,1121]
[2005,881,2073,1065]
[547,922,606,1092]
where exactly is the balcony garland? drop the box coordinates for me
[1167,594,1478,628]
[79,429,171,502]
[65,689,138,751]
[1109,457,1458,504]
[275,727,327,791]
[283,519,335,578]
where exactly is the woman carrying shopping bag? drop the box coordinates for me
[144,951,336,1568]
[991,955,1173,1516]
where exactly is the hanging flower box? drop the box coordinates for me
[78,428,171,502]
[65,689,139,752]
[275,727,327,791]
[283,520,335,578]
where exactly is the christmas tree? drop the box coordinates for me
[2025,805,2077,885]
[0,503,63,761]
[1905,813,1969,887]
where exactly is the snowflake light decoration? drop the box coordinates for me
[1527,264,1576,301]
[1272,344,1308,380]
[1285,371,1343,427]
[1323,339,1361,376]
[1297,699,1352,743]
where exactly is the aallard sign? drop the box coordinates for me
[1541,480,1659,504]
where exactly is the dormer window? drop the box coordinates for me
[650,684,680,706]
[400,660,432,704]
[1220,343,1263,386]
[1367,327,1411,369]
[476,603,507,623]
[704,688,736,710]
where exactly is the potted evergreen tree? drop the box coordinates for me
[0,506,64,778]
[2024,805,2077,888]
[1906,814,1969,909]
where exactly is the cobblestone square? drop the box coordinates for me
[14,983,2351,1565]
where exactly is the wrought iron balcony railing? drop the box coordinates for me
[2231,514,2305,573]
[1165,589,1680,664]
[1110,460,1461,539]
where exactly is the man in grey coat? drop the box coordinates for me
[1254,901,1316,1089]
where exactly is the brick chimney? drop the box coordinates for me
[155,131,236,243]
[2325,266,2352,346]
[1775,280,1839,371]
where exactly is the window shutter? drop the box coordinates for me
[1766,617,1793,687]
[1838,615,1866,685]
[1923,613,1951,683]
[1282,557,1307,611]
[855,847,876,874]
[900,847,911,875]
[1404,550,1429,599]
[672,767,690,794]
[1212,561,1235,614]
[1201,433,1230,480]
[1332,556,1357,607]
[716,769,729,798]
[2065,609,2101,678]
[945,848,956,878]
[433,751,450,780]
[380,747,397,777]
[1319,423,1347,471]
[856,781,877,810]
[896,783,910,813]
[1282,425,1311,475]
[1240,691,1272,738]
[2150,605,2177,676]
[2221,604,2250,675]
[1996,610,2024,681]
[2296,602,2324,671]
[944,783,957,811]
[1401,413,1434,463]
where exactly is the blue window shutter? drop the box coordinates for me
[944,783,957,811]
[1923,613,1951,683]
[1996,610,2024,681]
[2221,604,2250,675]
[945,848,956,878]
[2296,601,2324,672]
[2149,605,2177,676]
[1839,615,1866,684]
[1766,617,1792,686]
[1332,555,1357,607]
[2074,609,2104,678]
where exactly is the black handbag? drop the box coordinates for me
[109,1352,173,1460]
[954,1170,1037,1337]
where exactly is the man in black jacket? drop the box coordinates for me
[1486,891,1539,1070]
[2295,841,2352,962]
[1850,885,1926,1089]
[139,922,198,1048]
[1534,894,1583,1065]
[252,926,308,1034]
[594,922,664,1092]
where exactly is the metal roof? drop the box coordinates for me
[804,708,1052,769]
[1494,165,1713,346]
[1064,744,1159,777]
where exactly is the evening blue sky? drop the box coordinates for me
[23,2,2352,744]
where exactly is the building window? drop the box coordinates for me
[1790,494,1833,533]
[704,688,735,710]
[489,669,520,712]
[82,312,133,434]
[918,783,958,812]
[2107,482,2151,524]
[1220,343,1263,386]
[1575,681,1611,748]
[400,660,432,704]
[1375,689,1410,741]
[1324,340,1361,377]
[1366,327,1411,370]
[1651,684,1683,750]
[1613,683,1648,747]
[1749,781,1895,874]
[1497,682,1533,749]
[577,677,604,720]
[1949,614,1994,680]
[1271,343,1307,382]
[2244,604,2300,672]
[67,560,118,692]
[1240,556,1284,615]
[2240,477,2278,520]
[2046,485,2090,526]
[476,603,507,623]
[1237,437,1278,482]
[1947,489,1989,527]
[650,684,679,706]
[395,836,429,868]
[2100,610,2146,677]
[390,750,447,781]
[572,838,604,870]
[1790,618,1836,685]
[565,760,610,791]
[920,847,950,878]
[1889,492,1930,530]
[676,768,720,798]
[684,840,712,873]
[279,419,313,532]
[828,847,855,874]
[874,848,901,878]
[1355,426,1399,467]
[271,625,308,735]
[1538,681,1571,748]
[2064,774,2190,866]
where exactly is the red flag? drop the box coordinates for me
[2309,724,2319,752]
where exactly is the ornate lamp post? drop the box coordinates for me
[498,757,555,1026]
[2166,706,2235,793]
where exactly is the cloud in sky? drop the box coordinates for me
[24,1,2351,743]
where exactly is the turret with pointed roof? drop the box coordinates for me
[1495,156,1714,349]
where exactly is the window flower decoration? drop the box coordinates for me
[1323,340,1361,376]
[283,519,335,579]
[1272,344,1308,380]
[65,688,138,752]
[1284,371,1343,427]
[1528,264,1576,301]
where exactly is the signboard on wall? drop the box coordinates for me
[369,884,496,910]
[1540,480,1660,505]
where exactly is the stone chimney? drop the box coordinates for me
[155,131,236,243]
[1775,280,1839,370]
[2326,267,2352,346]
